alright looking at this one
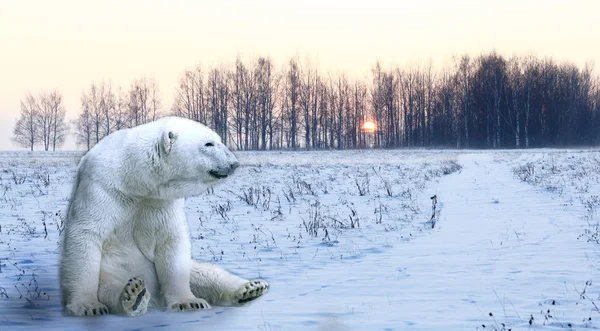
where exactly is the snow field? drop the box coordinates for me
[0,149,598,330]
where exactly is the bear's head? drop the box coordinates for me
[153,118,239,199]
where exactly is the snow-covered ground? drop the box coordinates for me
[0,149,598,330]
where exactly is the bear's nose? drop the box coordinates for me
[230,162,240,172]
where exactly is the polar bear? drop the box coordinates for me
[60,116,268,317]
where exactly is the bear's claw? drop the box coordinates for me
[65,301,109,316]
[122,277,150,316]
[236,279,269,304]
[168,298,210,311]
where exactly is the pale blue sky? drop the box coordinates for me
[1,0,598,150]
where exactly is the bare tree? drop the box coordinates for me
[149,78,162,122]
[352,80,368,148]
[506,56,523,148]
[254,57,278,150]
[299,58,317,150]
[75,93,94,150]
[316,78,329,148]
[521,57,539,148]
[100,82,117,136]
[286,57,300,150]
[128,76,162,127]
[240,62,256,150]
[398,68,416,147]
[231,59,245,149]
[382,69,398,147]
[457,55,471,148]
[207,67,230,144]
[172,66,207,123]
[46,91,69,151]
[37,92,54,151]
[371,62,384,147]
[112,87,130,131]
[12,93,40,151]
[333,74,349,149]
[435,68,458,147]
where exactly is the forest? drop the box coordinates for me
[13,51,600,151]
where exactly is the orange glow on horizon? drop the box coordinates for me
[362,121,376,133]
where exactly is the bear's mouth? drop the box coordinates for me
[209,170,228,179]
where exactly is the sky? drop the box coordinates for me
[1,0,599,150]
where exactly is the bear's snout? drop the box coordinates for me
[222,161,239,175]
[208,161,239,179]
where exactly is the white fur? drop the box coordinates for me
[60,116,268,317]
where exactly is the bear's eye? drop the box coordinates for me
[205,142,214,147]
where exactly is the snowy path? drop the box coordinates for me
[376,152,595,329]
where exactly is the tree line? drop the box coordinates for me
[13,51,600,151]
[12,91,68,151]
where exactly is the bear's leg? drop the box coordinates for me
[154,233,211,311]
[61,231,109,316]
[189,261,269,306]
[98,273,150,317]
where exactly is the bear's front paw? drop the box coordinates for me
[235,280,269,304]
[168,298,210,312]
[121,277,150,317]
[65,300,109,316]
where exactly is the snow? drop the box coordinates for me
[0,149,598,330]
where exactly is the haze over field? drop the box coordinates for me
[1,0,600,150]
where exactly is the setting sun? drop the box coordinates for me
[362,121,376,133]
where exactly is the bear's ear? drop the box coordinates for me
[160,130,178,155]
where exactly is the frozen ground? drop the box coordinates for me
[0,149,598,330]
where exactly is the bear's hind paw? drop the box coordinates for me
[168,298,210,312]
[121,277,150,317]
[235,280,269,304]
[65,301,109,316]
